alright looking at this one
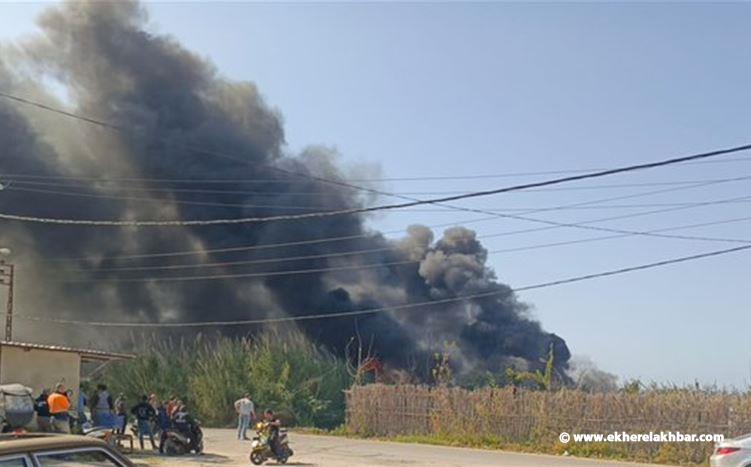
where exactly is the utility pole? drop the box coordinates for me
[0,249,13,342]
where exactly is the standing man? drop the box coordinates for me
[156,400,171,454]
[77,388,88,425]
[234,393,255,440]
[47,383,71,433]
[114,393,128,434]
[34,389,51,432]
[131,395,157,450]
[90,384,114,427]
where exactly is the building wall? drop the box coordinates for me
[0,346,80,409]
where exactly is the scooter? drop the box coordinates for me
[249,422,293,465]
[163,425,204,455]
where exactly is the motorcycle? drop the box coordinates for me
[249,421,293,465]
[163,425,204,455]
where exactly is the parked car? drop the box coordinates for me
[710,433,751,467]
[0,433,133,466]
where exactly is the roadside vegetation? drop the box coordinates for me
[101,330,350,428]
[102,338,744,465]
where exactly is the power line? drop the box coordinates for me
[7,185,751,213]
[43,175,751,264]
[479,195,751,241]
[0,92,751,226]
[2,143,751,226]
[2,158,750,184]
[19,243,751,327]
[3,185,359,211]
[62,214,751,274]
[58,196,751,281]
[7,176,747,195]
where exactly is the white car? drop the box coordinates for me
[711,433,751,467]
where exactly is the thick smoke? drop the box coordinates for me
[0,1,569,378]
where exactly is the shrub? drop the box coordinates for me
[100,330,350,428]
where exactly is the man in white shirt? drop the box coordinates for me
[234,393,255,440]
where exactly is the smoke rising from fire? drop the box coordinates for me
[0,1,569,377]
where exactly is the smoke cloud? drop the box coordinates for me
[0,1,569,378]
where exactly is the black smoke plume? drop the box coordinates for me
[0,1,569,378]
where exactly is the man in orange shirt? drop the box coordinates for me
[47,383,71,433]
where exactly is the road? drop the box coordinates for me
[131,428,673,467]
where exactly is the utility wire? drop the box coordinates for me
[2,143,751,226]
[20,243,751,327]
[2,185,357,211]
[44,175,751,264]
[7,185,751,213]
[479,195,751,241]
[2,91,751,226]
[58,195,751,281]
[7,176,747,195]
[2,158,750,184]
[63,214,751,274]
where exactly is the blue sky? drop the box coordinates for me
[2,1,751,387]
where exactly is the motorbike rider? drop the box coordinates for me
[262,409,282,458]
[171,404,200,451]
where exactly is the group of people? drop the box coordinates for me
[128,393,198,452]
[33,382,74,434]
[94,389,198,453]
[33,384,282,457]
[34,382,199,453]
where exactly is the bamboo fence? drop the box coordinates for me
[346,384,751,463]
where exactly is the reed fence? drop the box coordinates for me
[346,384,751,463]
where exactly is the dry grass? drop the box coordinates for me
[346,384,751,464]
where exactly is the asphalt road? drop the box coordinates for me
[133,428,672,467]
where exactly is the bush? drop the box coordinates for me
[100,330,351,428]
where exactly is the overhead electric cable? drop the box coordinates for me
[64,214,751,273]
[43,175,751,263]
[7,176,747,195]
[18,244,751,327]
[2,91,751,226]
[2,143,750,226]
[2,159,750,184]
[7,185,751,213]
[58,194,751,281]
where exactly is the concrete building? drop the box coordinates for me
[0,341,134,409]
